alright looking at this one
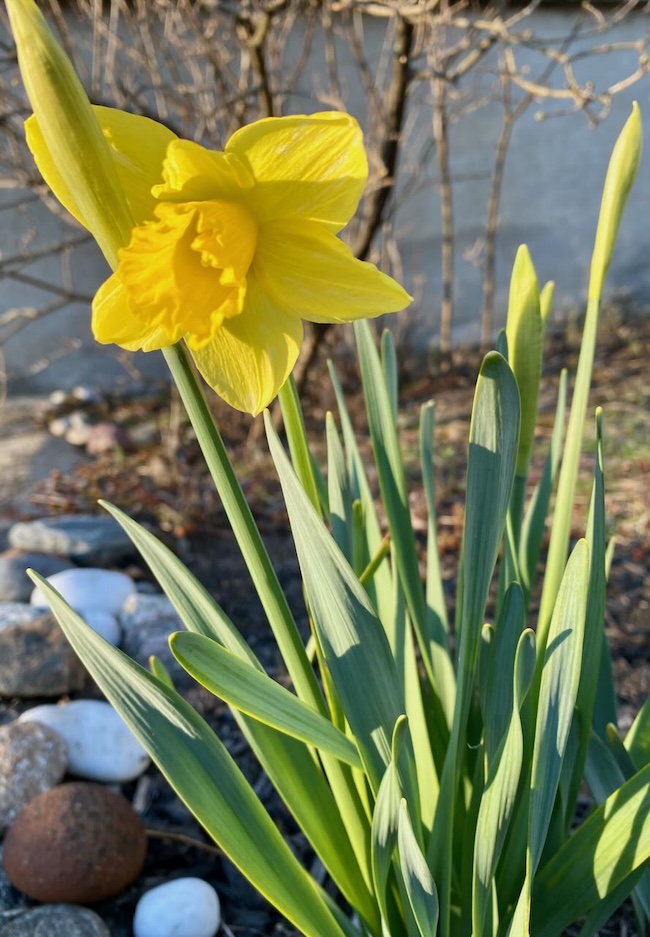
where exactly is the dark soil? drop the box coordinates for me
[20,310,650,936]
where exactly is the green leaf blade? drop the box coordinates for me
[32,574,348,937]
[171,632,362,769]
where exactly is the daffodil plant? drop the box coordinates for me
[7,3,650,936]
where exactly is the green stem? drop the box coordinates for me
[536,296,599,657]
[278,375,321,512]
[162,344,325,712]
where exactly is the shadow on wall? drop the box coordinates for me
[1,5,649,393]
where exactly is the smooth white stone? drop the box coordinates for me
[19,700,150,783]
[30,568,136,616]
[79,609,121,646]
[48,389,67,407]
[72,385,101,403]
[48,416,71,438]
[133,878,220,937]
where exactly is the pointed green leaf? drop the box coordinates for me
[420,401,455,728]
[171,632,362,769]
[533,762,650,936]
[265,412,405,791]
[505,245,542,476]
[30,574,348,937]
[473,630,534,937]
[539,281,555,325]
[94,504,375,923]
[429,352,520,935]
[518,368,566,599]
[327,412,354,560]
[149,655,174,689]
[371,717,409,934]
[355,320,434,685]
[479,584,526,766]
[278,375,321,512]
[530,538,590,873]
[625,696,650,772]
[398,799,439,937]
[381,329,399,422]
[577,866,646,937]
[328,359,394,624]
[456,351,520,718]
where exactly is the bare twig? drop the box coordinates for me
[1,0,648,390]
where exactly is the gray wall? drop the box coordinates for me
[2,8,649,392]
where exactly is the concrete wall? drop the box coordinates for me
[1,7,649,392]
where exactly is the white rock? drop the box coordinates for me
[19,700,150,783]
[48,416,71,438]
[48,389,68,407]
[134,878,220,937]
[72,385,101,403]
[30,568,136,616]
[79,609,121,646]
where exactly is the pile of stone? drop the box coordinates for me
[0,513,222,937]
[45,385,153,457]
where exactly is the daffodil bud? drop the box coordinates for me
[6,0,133,268]
[505,245,542,477]
[588,102,642,301]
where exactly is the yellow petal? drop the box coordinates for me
[226,113,368,231]
[191,277,303,416]
[153,140,254,202]
[93,106,177,224]
[253,220,411,323]
[26,106,176,231]
[92,274,170,351]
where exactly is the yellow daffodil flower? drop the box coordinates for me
[26,106,411,414]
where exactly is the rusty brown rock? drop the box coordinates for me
[2,782,147,903]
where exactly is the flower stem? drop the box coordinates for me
[162,343,325,712]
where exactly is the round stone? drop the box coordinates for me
[48,416,71,438]
[0,904,110,936]
[48,389,67,407]
[0,604,40,632]
[72,385,101,404]
[0,613,87,698]
[0,721,68,833]
[8,515,134,566]
[134,878,221,937]
[2,782,147,903]
[0,847,31,917]
[120,594,187,684]
[0,550,73,603]
[64,411,93,447]
[30,567,136,616]
[79,609,121,646]
[19,700,150,783]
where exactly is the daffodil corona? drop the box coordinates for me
[26,106,410,413]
